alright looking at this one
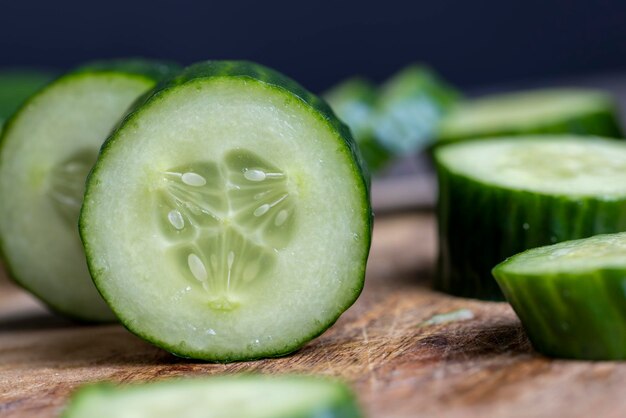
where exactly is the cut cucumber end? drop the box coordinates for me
[435,135,626,300]
[493,232,626,360]
[0,60,178,321]
[437,136,626,197]
[437,88,623,144]
[495,232,626,276]
[80,61,372,361]
[61,375,363,418]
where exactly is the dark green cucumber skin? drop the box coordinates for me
[435,159,626,300]
[0,70,55,123]
[80,60,373,361]
[494,265,626,360]
[0,59,180,322]
[61,378,364,418]
[437,106,624,145]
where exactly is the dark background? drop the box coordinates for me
[2,0,625,92]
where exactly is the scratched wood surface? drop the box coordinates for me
[2,213,626,418]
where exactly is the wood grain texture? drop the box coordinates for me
[1,213,626,418]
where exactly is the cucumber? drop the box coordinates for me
[79,61,372,361]
[62,375,363,418]
[323,77,391,171]
[0,70,54,124]
[437,88,623,144]
[493,232,626,360]
[0,60,178,321]
[374,64,460,154]
[435,136,626,300]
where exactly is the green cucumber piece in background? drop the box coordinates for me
[0,59,179,321]
[323,77,391,171]
[62,375,363,418]
[437,88,623,144]
[373,64,460,155]
[435,136,626,300]
[493,232,626,360]
[0,70,55,125]
[80,61,372,361]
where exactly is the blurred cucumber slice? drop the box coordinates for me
[324,65,460,172]
[0,60,179,321]
[323,77,391,171]
[437,88,623,144]
[374,64,460,155]
[62,375,363,418]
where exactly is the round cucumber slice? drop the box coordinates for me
[62,375,363,418]
[80,61,372,361]
[437,88,623,144]
[323,77,392,171]
[493,232,626,360]
[0,60,179,321]
[0,70,54,124]
[435,136,626,300]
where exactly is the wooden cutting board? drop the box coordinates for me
[2,213,626,418]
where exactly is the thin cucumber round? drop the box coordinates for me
[323,77,391,171]
[437,88,623,144]
[374,64,460,154]
[493,232,626,360]
[0,60,178,321]
[61,375,363,418]
[0,70,54,124]
[435,136,626,300]
[80,61,372,361]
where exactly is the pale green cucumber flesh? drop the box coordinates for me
[80,61,371,361]
[435,136,626,300]
[0,69,162,321]
[438,89,623,143]
[437,136,626,197]
[62,375,363,418]
[493,232,626,360]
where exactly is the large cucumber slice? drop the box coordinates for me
[0,70,54,124]
[437,88,623,144]
[493,232,626,360]
[435,136,626,300]
[0,60,178,321]
[323,77,391,171]
[374,64,460,154]
[80,61,372,361]
[62,375,363,418]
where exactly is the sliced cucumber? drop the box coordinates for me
[80,61,372,361]
[437,88,623,144]
[62,375,363,418]
[435,136,626,300]
[493,232,626,360]
[0,60,178,321]
[323,77,391,171]
[374,64,460,154]
[0,70,54,124]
